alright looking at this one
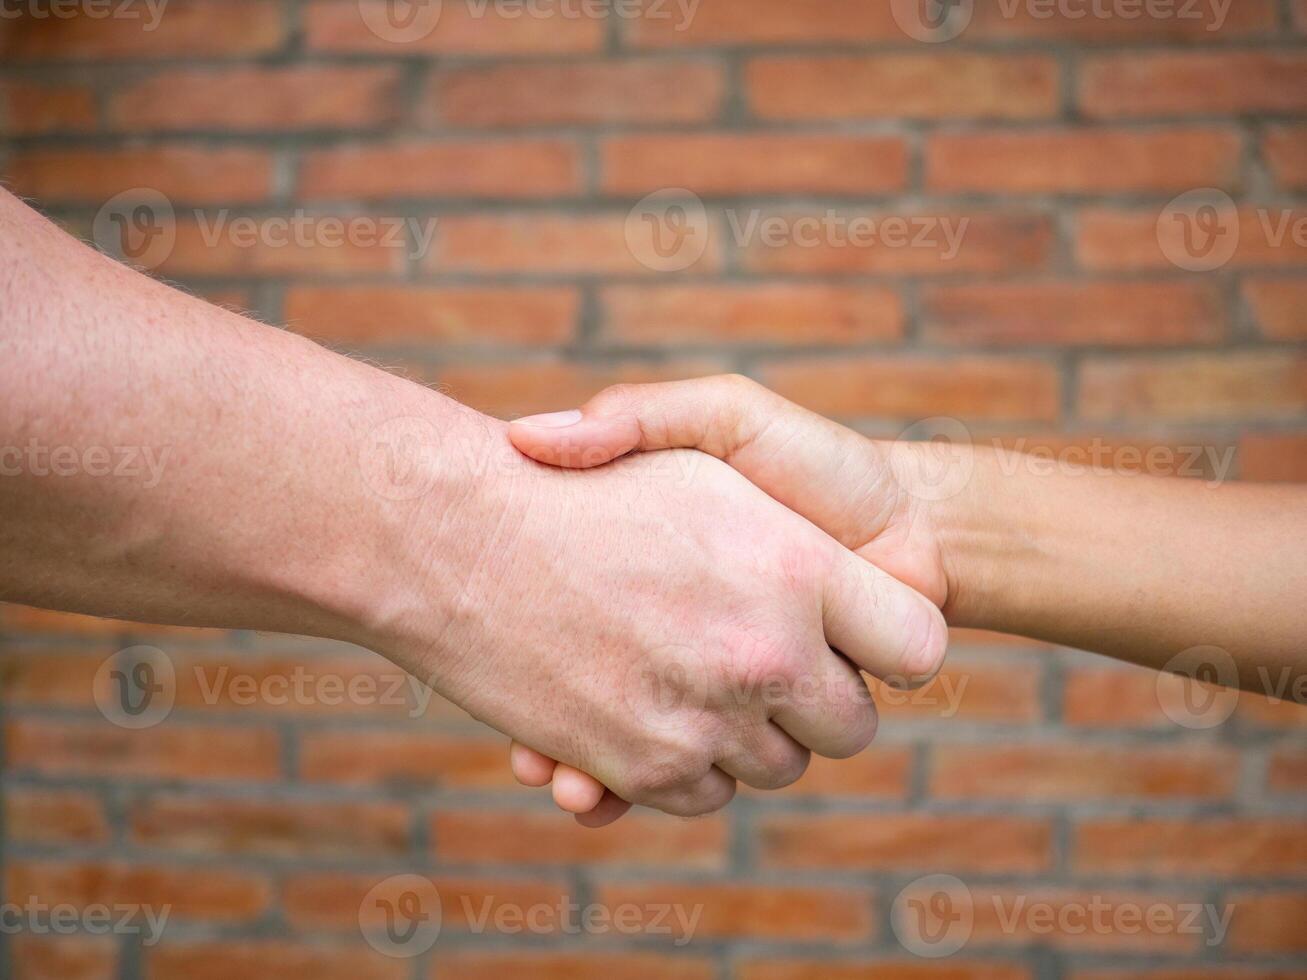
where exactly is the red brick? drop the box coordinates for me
[8,936,116,980]
[1077,207,1307,271]
[869,660,1043,723]
[601,284,902,346]
[1270,749,1307,793]
[748,54,1059,121]
[148,942,406,980]
[931,744,1237,801]
[430,951,714,980]
[286,285,578,347]
[1,81,96,134]
[298,140,580,200]
[738,960,1032,980]
[4,787,108,845]
[1078,352,1307,422]
[602,134,908,195]
[922,281,1224,347]
[5,717,281,782]
[1073,818,1307,876]
[759,814,1052,874]
[1265,126,1307,190]
[1064,664,1306,729]
[109,66,402,131]
[593,882,873,941]
[758,355,1060,423]
[961,0,1275,39]
[1226,892,1307,953]
[1075,972,1307,980]
[0,0,285,60]
[740,211,1054,277]
[7,859,269,922]
[1081,52,1307,117]
[627,0,900,46]
[282,872,567,932]
[430,59,724,127]
[128,794,410,857]
[927,128,1240,194]
[1240,433,1307,482]
[298,730,516,788]
[431,211,719,276]
[1244,277,1307,340]
[305,0,604,55]
[432,809,727,868]
[6,147,271,205]
[431,359,726,419]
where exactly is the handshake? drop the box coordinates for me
[385,375,970,828]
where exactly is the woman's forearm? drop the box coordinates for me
[939,446,1307,690]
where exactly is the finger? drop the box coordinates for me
[551,764,607,813]
[616,763,738,819]
[575,790,634,829]
[508,374,885,550]
[715,721,811,790]
[823,552,948,688]
[770,647,879,759]
[509,740,557,787]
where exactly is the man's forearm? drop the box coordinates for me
[938,446,1307,687]
[0,189,489,651]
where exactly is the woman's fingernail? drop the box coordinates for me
[512,409,582,428]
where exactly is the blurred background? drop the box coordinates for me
[1,1,1306,978]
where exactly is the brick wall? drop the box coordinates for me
[2,2,1305,978]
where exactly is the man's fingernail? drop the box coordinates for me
[513,409,583,428]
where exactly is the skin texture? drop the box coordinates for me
[0,190,947,819]
[506,375,1307,824]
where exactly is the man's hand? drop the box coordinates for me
[502,375,958,824]
[380,419,947,820]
